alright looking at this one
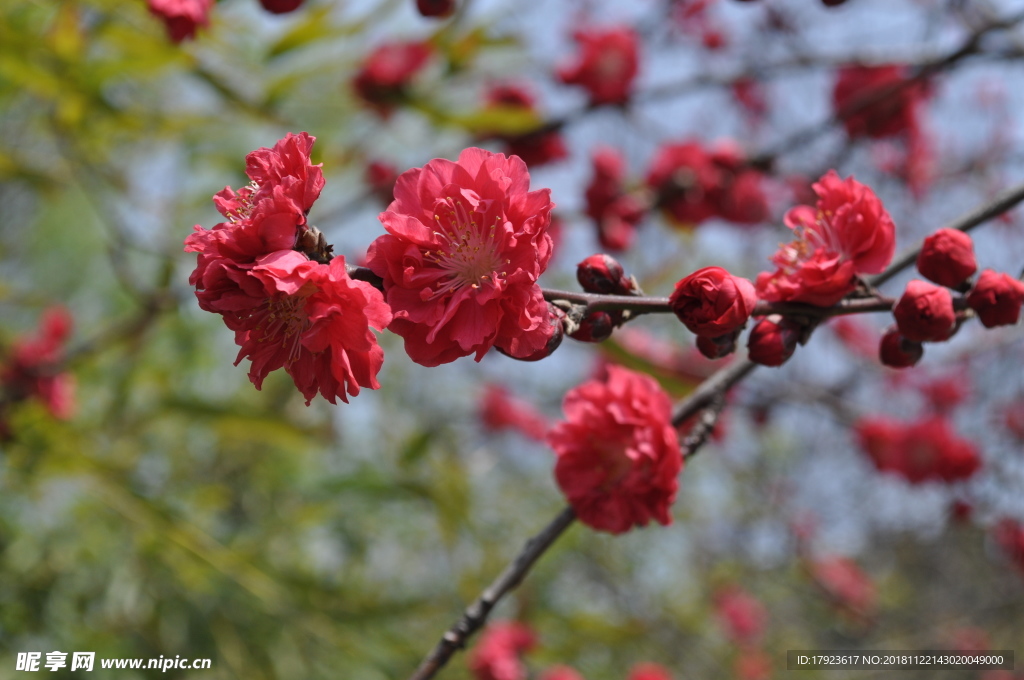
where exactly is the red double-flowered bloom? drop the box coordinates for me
[366,148,555,366]
[557,27,639,106]
[756,170,895,306]
[548,365,681,534]
[185,133,392,404]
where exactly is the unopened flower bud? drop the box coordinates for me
[893,279,955,342]
[416,0,456,17]
[747,317,799,366]
[259,0,304,13]
[878,328,923,368]
[696,331,738,359]
[577,254,629,294]
[500,304,565,361]
[916,229,977,289]
[967,269,1024,327]
[569,311,614,343]
[670,266,757,338]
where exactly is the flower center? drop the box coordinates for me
[227,181,261,223]
[426,197,509,297]
[250,293,309,364]
[773,210,844,274]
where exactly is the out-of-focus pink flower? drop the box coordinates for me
[833,64,929,139]
[147,0,212,43]
[948,627,990,653]
[185,134,392,404]
[539,666,586,680]
[715,586,767,645]
[1,307,76,421]
[479,384,549,441]
[365,159,399,206]
[670,267,757,339]
[756,171,895,306]
[557,27,640,106]
[917,374,969,413]
[482,84,568,168]
[352,41,432,116]
[917,229,976,289]
[993,518,1024,573]
[628,663,673,680]
[548,365,681,534]
[1003,399,1024,440]
[893,280,955,342]
[735,649,772,680]
[854,416,981,484]
[732,77,768,122]
[584,147,647,252]
[810,556,876,615]
[829,317,878,358]
[646,141,768,229]
[468,621,537,680]
[967,269,1024,328]
[367,148,555,366]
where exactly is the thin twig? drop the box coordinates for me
[870,179,1024,288]
[408,507,577,680]
[680,395,728,460]
[672,358,757,428]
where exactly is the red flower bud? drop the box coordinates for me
[967,269,1024,328]
[878,328,923,368]
[670,267,757,338]
[893,279,955,342]
[259,0,303,13]
[577,254,629,294]
[416,0,456,17]
[747,317,799,366]
[916,229,977,289]
[569,312,614,343]
[696,331,738,359]
[499,304,565,361]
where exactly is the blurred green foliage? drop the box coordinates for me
[1,1,1023,680]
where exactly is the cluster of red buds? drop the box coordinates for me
[882,229,1024,368]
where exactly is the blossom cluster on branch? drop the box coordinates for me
[185,133,1024,541]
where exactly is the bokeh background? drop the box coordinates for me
[2,0,1024,678]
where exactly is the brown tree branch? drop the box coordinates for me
[408,507,577,680]
[870,179,1024,288]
